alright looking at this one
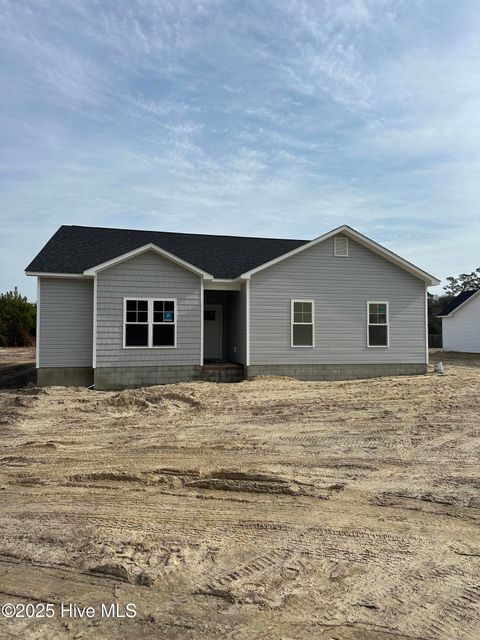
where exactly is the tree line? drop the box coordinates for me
[0,288,36,347]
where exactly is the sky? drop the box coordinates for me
[1,0,479,300]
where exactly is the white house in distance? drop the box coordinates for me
[439,290,480,353]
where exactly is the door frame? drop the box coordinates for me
[204,303,223,361]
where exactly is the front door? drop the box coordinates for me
[204,304,223,361]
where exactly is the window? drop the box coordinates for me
[291,300,314,347]
[334,236,349,257]
[124,298,176,348]
[153,300,175,347]
[125,299,148,347]
[367,302,389,347]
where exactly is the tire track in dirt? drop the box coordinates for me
[1,354,480,639]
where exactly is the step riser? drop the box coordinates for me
[201,371,245,383]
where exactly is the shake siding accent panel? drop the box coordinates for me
[39,277,94,367]
[96,251,201,367]
[249,237,426,365]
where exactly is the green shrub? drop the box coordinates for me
[0,287,36,347]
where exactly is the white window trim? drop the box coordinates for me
[334,236,349,257]
[367,300,389,348]
[291,299,315,348]
[123,297,177,349]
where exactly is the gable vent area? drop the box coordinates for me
[334,236,349,257]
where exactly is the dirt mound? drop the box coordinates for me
[105,386,204,412]
[89,562,131,582]
[68,471,142,484]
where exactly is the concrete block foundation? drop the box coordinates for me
[36,363,427,389]
[94,365,202,390]
[37,367,94,387]
[245,363,427,381]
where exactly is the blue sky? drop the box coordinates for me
[1,0,479,299]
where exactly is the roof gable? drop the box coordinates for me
[83,243,214,279]
[240,225,440,285]
[438,290,480,317]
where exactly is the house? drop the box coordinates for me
[26,224,440,390]
[438,290,480,353]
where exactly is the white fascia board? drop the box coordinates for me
[25,271,89,278]
[240,224,441,286]
[438,289,480,317]
[83,243,214,279]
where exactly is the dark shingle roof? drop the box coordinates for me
[25,225,309,279]
[438,290,479,316]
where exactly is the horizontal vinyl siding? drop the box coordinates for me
[250,236,426,365]
[226,285,247,365]
[96,251,201,367]
[442,294,480,353]
[39,277,93,367]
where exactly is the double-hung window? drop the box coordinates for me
[291,300,314,347]
[367,301,389,347]
[152,300,175,347]
[124,298,176,348]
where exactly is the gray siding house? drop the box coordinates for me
[26,224,439,390]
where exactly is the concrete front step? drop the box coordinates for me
[201,363,245,383]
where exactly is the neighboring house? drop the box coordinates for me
[438,290,480,353]
[26,224,440,390]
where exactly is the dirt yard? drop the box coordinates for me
[0,347,36,388]
[0,351,479,640]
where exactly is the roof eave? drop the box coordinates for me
[25,271,88,278]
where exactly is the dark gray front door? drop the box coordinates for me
[204,304,223,360]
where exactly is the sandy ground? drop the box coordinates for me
[0,351,479,640]
[0,347,36,388]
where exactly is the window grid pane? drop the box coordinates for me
[153,300,175,324]
[368,304,387,325]
[125,324,148,347]
[292,324,313,346]
[293,302,313,324]
[125,299,149,324]
[153,324,175,346]
[369,325,388,346]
